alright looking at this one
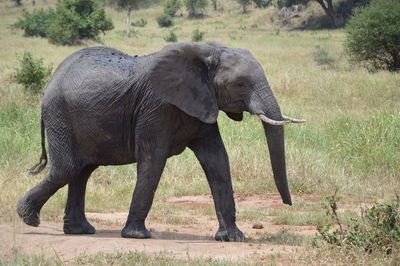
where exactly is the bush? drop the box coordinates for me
[345,0,400,71]
[253,0,272,8]
[191,28,204,42]
[131,18,147,27]
[164,0,182,16]
[156,14,174,27]
[164,30,178,42]
[14,52,52,94]
[315,191,400,254]
[184,0,208,17]
[13,9,56,38]
[47,0,114,45]
[313,47,335,66]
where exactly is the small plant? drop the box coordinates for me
[157,14,174,27]
[345,0,400,71]
[184,0,208,17]
[313,47,334,66]
[211,0,218,10]
[13,9,56,38]
[315,190,400,254]
[191,28,204,42]
[164,0,182,17]
[164,30,178,42]
[14,52,52,94]
[131,18,147,27]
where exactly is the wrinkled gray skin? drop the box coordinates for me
[17,42,292,242]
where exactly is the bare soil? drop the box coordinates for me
[0,195,317,262]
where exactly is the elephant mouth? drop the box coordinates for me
[257,114,306,126]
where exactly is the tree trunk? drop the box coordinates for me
[126,8,132,38]
[315,0,337,26]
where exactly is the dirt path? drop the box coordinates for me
[0,195,316,262]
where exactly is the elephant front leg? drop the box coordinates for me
[189,125,245,242]
[121,154,167,239]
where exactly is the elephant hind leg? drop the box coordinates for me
[17,165,84,227]
[63,164,98,234]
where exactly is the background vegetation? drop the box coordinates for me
[0,0,399,264]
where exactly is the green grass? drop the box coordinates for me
[1,0,399,264]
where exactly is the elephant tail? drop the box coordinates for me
[29,118,48,175]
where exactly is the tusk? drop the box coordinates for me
[282,115,306,123]
[258,114,290,126]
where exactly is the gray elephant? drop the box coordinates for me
[17,42,304,241]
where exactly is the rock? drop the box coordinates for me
[252,222,264,229]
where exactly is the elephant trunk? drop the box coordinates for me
[247,84,292,205]
[263,122,292,205]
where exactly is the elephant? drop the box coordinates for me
[17,42,304,242]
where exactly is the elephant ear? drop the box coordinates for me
[224,112,243,121]
[149,42,219,124]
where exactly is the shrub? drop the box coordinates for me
[14,52,52,94]
[47,0,114,45]
[164,0,182,16]
[235,0,251,13]
[156,14,174,27]
[131,18,147,27]
[315,191,400,254]
[312,47,335,66]
[164,30,178,42]
[184,0,208,17]
[13,9,56,38]
[191,28,204,42]
[345,0,400,71]
[252,0,272,8]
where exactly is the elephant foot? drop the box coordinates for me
[215,226,245,242]
[121,223,151,239]
[63,217,96,234]
[16,196,40,227]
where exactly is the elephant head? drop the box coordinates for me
[150,42,304,205]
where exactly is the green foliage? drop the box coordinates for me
[312,46,335,66]
[156,13,174,27]
[316,192,400,254]
[252,0,271,8]
[164,0,182,16]
[345,0,400,71]
[191,28,204,41]
[47,0,114,45]
[235,0,251,13]
[13,9,56,38]
[14,52,52,94]
[131,18,147,27]
[184,0,208,17]
[164,30,178,42]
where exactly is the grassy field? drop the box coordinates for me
[0,0,399,264]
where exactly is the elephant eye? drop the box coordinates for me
[236,81,245,87]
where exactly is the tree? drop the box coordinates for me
[345,0,400,71]
[164,0,182,16]
[47,0,113,45]
[184,0,208,17]
[235,0,251,13]
[110,0,147,37]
